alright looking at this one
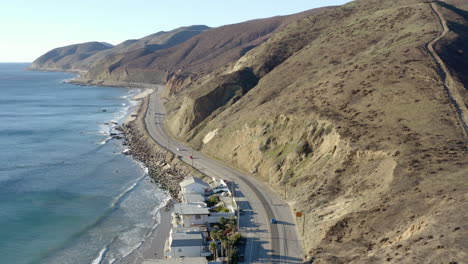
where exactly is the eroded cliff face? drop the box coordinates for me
[163,0,468,262]
[166,68,258,137]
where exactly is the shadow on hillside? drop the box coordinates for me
[436,1,468,20]
[435,1,468,90]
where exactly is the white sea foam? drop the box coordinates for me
[93,91,137,145]
[88,88,170,263]
[91,246,108,264]
[98,136,112,145]
[109,178,144,209]
[112,195,170,263]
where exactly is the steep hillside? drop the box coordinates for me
[30,0,468,262]
[30,25,209,73]
[80,8,331,86]
[434,0,468,108]
[164,0,468,263]
[29,42,113,72]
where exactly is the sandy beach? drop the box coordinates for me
[124,88,155,125]
[117,207,172,264]
[118,86,174,264]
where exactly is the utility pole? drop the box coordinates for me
[237,208,240,231]
[303,214,306,236]
[232,181,240,231]
[231,181,235,204]
[296,211,305,236]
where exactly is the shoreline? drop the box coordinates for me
[116,87,174,263]
[117,85,205,263]
[32,71,203,262]
[116,203,173,264]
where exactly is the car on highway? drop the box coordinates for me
[270,218,277,224]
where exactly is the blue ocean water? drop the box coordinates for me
[0,63,168,264]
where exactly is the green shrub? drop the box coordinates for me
[295,140,312,155]
[213,206,230,212]
[207,195,220,206]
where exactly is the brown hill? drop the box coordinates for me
[31,0,468,262]
[163,0,468,263]
[29,42,113,72]
[80,8,331,85]
[29,25,209,73]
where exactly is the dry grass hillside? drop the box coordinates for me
[79,8,331,86]
[29,42,113,72]
[434,0,468,108]
[31,0,468,262]
[164,0,468,263]
[29,26,209,73]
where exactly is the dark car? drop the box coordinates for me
[270,218,277,224]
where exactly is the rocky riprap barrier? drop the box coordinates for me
[120,97,203,199]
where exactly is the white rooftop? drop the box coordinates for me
[174,203,210,215]
[171,227,204,247]
[183,193,205,203]
[180,177,210,188]
[143,257,208,264]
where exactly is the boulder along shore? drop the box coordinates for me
[120,89,205,200]
[115,89,208,262]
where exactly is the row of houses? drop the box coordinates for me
[147,176,238,263]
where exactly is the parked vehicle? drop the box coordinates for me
[270,218,277,224]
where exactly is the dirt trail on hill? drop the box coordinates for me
[428,2,468,137]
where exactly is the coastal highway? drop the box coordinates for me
[144,87,304,263]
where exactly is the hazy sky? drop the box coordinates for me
[0,0,351,62]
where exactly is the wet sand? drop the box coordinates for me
[116,207,172,264]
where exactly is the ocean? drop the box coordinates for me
[0,63,169,264]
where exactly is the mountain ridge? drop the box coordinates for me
[30,1,468,263]
[29,25,211,73]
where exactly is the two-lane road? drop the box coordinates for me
[145,87,304,263]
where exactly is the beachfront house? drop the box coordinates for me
[182,192,206,205]
[164,227,211,258]
[180,177,210,195]
[143,257,208,264]
[173,203,210,227]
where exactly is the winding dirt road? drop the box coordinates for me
[428,2,468,136]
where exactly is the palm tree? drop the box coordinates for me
[218,216,228,228]
[210,229,224,258]
[221,239,231,261]
[227,216,237,232]
[209,241,217,260]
